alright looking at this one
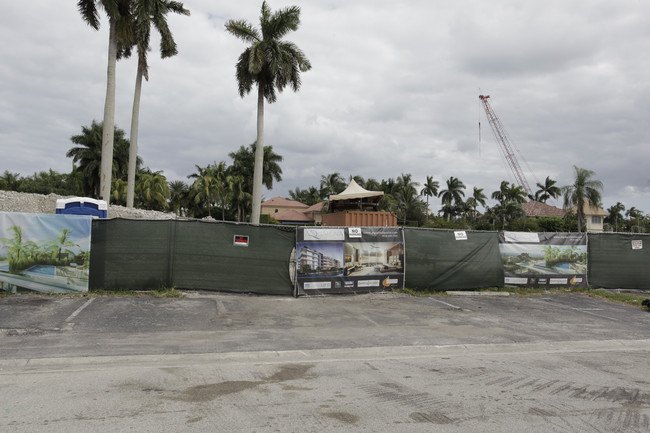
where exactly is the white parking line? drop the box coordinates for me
[65,299,94,323]
[428,297,464,311]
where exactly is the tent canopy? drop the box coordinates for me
[329,179,384,202]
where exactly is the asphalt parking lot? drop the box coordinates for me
[1,291,650,432]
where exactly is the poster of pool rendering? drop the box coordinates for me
[498,231,588,288]
[295,227,404,295]
[0,212,92,293]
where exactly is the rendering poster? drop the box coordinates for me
[296,227,404,295]
[499,231,588,288]
[0,212,92,293]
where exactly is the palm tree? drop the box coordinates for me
[419,176,439,217]
[466,186,487,219]
[77,0,133,202]
[0,171,21,191]
[365,178,381,191]
[605,202,625,232]
[47,229,76,262]
[562,166,603,232]
[503,183,527,205]
[534,176,561,203]
[67,121,139,197]
[136,171,170,211]
[626,206,644,232]
[225,1,311,224]
[229,144,284,214]
[126,0,190,208]
[397,185,420,225]
[439,176,466,206]
[227,174,251,222]
[188,164,217,217]
[168,180,189,216]
[320,173,345,197]
[0,225,24,267]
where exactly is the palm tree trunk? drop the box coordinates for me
[126,61,144,208]
[99,18,118,202]
[250,83,265,225]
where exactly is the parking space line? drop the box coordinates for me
[428,297,464,311]
[65,299,94,323]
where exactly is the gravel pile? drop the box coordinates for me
[0,190,177,220]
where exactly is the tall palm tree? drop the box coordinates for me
[469,186,487,217]
[77,0,133,202]
[562,166,603,232]
[534,176,561,203]
[126,0,190,208]
[439,176,466,206]
[419,176,439,217]
[225,1,311,224]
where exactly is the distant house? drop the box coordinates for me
[522,201,566,219]
[570,203,609,232]
[303,201,326,225]
[260,196,326,224]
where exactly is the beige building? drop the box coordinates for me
[571,203,609,232]
[261,196,326,224]
[261,196,309,216]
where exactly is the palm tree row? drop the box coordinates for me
[77,0,190,207]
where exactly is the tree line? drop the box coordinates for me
[1,120,282,220]
[2,135,648,232]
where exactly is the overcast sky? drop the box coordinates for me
[2,0,649,214]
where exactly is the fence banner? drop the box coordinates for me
[296,226,404,295]
[499,231,588,288]
[1,212,92,293]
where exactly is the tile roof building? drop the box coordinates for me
[522,201,566,218]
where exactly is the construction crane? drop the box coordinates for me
[479,95,533,196]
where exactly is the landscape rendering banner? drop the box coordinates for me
[0,212,92,293]
[499,231,588,288]
[296,227,405,296]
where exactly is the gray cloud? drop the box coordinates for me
[1,0,648,213]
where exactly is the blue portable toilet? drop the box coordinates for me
[56,197,108,218]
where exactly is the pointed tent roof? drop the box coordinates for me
[329,179,384,201]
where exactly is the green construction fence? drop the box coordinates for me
[89,219,649,295]
[588,232,650,289]
[90,219,296,295]
[404,228,504,290]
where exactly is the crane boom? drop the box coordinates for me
[479,95,532,196]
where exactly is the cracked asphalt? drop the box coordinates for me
[1,291,650,432]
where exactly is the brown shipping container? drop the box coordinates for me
[321,211,397,227]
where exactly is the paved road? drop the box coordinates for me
[1,292,650,432]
